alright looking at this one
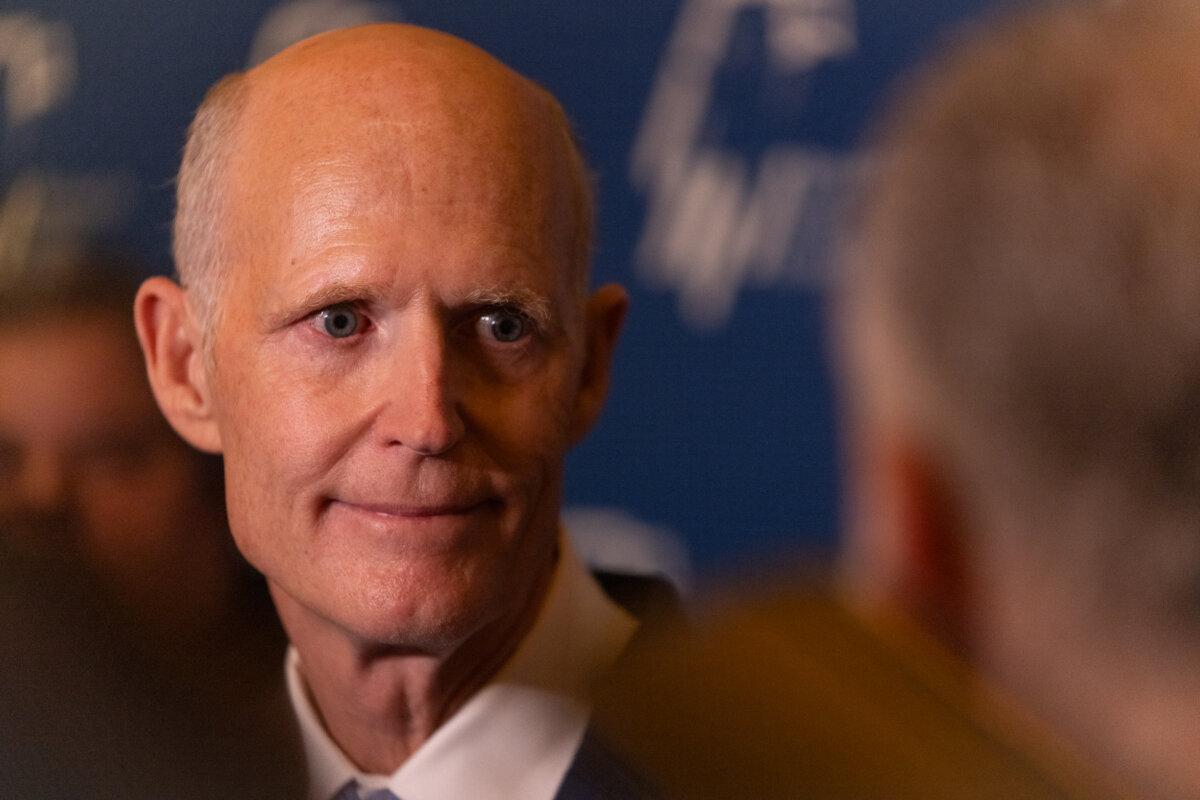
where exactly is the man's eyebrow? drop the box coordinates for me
[266,282,389,328]
[299,282,389,311]
[463,287,555,330]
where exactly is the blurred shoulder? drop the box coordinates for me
[592,582,1117,800]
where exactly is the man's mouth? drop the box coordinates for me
[332,499,492,518]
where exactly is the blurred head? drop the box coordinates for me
[838,2,1200,796]
[0,259,234,632]
[136,24,626,655]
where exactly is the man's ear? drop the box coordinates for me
[887,440,971,652]
[569,283,629,443]
[133,277,223,454]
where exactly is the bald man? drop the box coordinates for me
[135,24,663,800]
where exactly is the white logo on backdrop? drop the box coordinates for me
[0,172,134,285]
[633,0,858,329]
[248,0,404,66]
[0,12,74,129]
[0,12,133,286]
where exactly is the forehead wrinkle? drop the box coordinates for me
[294,280,391,312]
[261,249,401,327]
[266,114,555,237]
[225,24,587,313]
[281,156,408,261]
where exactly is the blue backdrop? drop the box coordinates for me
[0,0,1008,579]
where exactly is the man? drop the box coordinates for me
[597,2,1199,798]
[837,3,1200,796]
[0,258,297,797]
[136,23,650,800]
[0,260,279,662]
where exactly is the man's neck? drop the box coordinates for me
[276,557,557,774]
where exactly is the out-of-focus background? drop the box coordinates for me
[0,0,1010,583]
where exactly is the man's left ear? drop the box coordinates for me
[569,283,629,443]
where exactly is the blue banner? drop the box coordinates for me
[0,0,1009,578]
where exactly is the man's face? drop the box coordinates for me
[205,72,592,651]
[0,313,217,600]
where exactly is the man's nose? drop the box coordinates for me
[377,327,466,456]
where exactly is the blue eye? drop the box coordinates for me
[316,304,361,338]
[478,309,528,343]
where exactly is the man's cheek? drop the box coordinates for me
[273,385,372,477]
[480,391,570,459]
[220,357,320,450]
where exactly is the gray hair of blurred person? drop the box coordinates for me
[171,63,597,345]
[836,0,1200,794]
[841,0,1200,620]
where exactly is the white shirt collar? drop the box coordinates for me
[286,532,638,800]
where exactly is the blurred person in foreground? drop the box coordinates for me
[135,23,674,800]
[596,2,1200,798]
[0,257,284,671]
[0,255,298,795]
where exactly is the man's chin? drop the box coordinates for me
[271,577,497,656]
[262,529,556,656]
[352,593,488,651]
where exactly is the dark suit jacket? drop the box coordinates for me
[553,571,686,800]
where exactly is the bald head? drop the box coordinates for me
[174,24,593,333]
